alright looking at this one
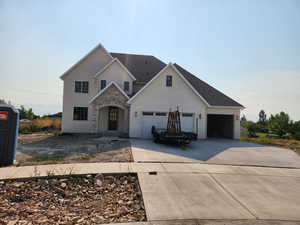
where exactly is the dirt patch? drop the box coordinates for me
[0,174,146,224]
[16,134,133,166]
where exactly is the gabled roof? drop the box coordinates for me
[60,44,113,80]
[89,81,129,104]
[94,58,136,81]
[173,64,244,108]
[112,52,243,107]
[60,43,243,107]
[111,53,166,83]
[128,63,210,106]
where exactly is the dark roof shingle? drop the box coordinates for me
[110,53,166,83]
[111,52,243,107]
[174,64,243,107]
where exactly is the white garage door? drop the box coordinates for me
[141,112,168,138]
[141,112,194,138]
[181,113,194,132]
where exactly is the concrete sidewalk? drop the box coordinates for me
[1,162,300,222]
[1,162,300,180]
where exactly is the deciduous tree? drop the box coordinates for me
[268,112,290,137]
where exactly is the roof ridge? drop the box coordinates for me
[110,52,154,57]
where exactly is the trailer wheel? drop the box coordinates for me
[154,136,160,143]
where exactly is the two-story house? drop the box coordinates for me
[60,44,244,139]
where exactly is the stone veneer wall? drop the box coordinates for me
[91,84,130,133]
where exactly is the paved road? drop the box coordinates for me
[131,139,300,168]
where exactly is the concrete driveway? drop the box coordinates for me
[138,165,300,221]
[131,139,300,168]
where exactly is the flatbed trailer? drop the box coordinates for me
[152,127,197,145]
[151,109,197,145]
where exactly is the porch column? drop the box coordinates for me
[95,106,100,133]
[123,107,129,134]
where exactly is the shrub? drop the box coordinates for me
[242,121,258,137]
[292,131,300,140]
[268,112,290,138]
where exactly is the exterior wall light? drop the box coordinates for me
[199,114,201,119]
[236,115,240,120]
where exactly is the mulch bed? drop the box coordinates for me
[0,174,146,225]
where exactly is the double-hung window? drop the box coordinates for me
[75,81,89,93]
[73,107,88,120]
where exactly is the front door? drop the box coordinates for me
[108,107,118,131]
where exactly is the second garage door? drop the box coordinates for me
[141,112,194,138]
[207,114,234,139]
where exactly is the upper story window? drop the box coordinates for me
[166,75,172,87]
[124,81,129,92]
[100,80,106,90]
[73,107,88,120]
[75,81,89,93]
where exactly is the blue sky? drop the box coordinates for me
[1,0,299,121]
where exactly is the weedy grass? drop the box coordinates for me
[20,118,61,134]
[241,136,300,154]
[27,156,65,163]
[72,154,96,161]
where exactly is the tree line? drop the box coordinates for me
[0,98,39,120]
[241,110,300,140]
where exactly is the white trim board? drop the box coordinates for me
[94,58,136,81]
[60,43,113,80]
[170,63,210,106]
[208,106,245,110]
[127,63,210,106]
[89,81,129,104]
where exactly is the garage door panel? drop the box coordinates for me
[142,116,155,138]
[155,116,167,129]
[181,115,194,132]
[141,112,194,138]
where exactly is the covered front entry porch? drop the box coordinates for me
[89,81,130,136]
[96,105,129,136]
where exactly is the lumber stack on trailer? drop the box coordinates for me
[167,110,181,134]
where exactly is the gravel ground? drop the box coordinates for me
[0,174,146,225]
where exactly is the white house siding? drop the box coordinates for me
[129,66,207,139]
[95,61,134,95]
[206,107,241,139]
[62,47,112,133]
